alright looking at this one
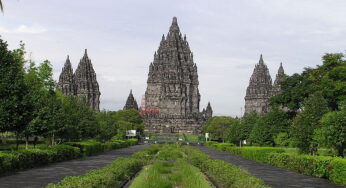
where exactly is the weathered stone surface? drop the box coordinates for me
[57,56,75,96]
[244,55,285,114]
[143,17,211,134]
[123,90,139,110]
[57,50,101,111]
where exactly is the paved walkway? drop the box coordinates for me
[0,144,149,188]
[195,146,345,188]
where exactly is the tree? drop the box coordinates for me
[239,111,259,142]
[318,104,346,157]
[203,116,237,142]
[271,53,346,113]
[250,108,290,146]
[0,39,29,148]
[226,119,242,145]
[291,93,329,154]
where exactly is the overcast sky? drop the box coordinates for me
[1,0,346,116]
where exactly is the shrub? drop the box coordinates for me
[0,145,80,175]
[0,139,137,176]
[330,159,346,185]
[206,142,346,186]
[268,153,346,186]
[64,140,104,156]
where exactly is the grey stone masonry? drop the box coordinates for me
[123,90,139,110]
[57,49,101,111]
[57,56,75,96]
[143,17,211,134]
[244,55,285,115]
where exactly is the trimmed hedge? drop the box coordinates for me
[206,142,284,162]
[182,146,269,188]
[207,142,346,186]
[0,145,80,174]
[0,139,138,176]
[268,153,346,186]
[46,145,160,188]
[64,139,138,156]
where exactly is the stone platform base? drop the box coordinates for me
[144,117,204,134]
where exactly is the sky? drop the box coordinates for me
[1,0,346,116]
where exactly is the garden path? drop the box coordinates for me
[0,144,149,188]
[195,146,344,188]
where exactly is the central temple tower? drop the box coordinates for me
[143,17,211,134]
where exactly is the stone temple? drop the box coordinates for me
[244,55,285,115]
[57,49,101,111]
[142,17,212,134]
[123,90,139,110]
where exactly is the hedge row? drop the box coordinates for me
[182,146,269,188]
[64,139,138,156]
[0,145,80,174]
[206,141,285,162]
[207,142,346,186]
[268,153,346,186]
[0,139,138,175]
[46,145,160,188]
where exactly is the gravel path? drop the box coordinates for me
[0,144,149,188]
[195,146,344,188]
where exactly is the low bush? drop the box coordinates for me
[207,142,346,186]
[0,145,80,175]
[268,153,346,186]
[207,142,284,162]
[64,140,103,156]
[0,139,137,176]
[65,139,138,156]
[182,146,269,188]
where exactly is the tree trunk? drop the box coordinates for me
[25,136,29,150]
[51,133,55,146]
[16,134,19,150]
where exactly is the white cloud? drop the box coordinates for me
[0,25,47,34]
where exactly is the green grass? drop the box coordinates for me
[129,161,213,188]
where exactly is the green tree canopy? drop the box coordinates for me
[291,93,329,154]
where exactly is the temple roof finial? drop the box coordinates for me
[172,17,178,24]
[169,17,180,33]
[259,54,264,64]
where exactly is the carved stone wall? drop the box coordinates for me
[143,17,212,134]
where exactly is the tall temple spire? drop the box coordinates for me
[75,49,101,111]
[123,89,139,110]
[244,55,273,114]
[57,55,75,96]
[144,17,205,134]
[205,102,213,119]
[273,62,285,96]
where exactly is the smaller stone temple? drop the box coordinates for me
[123,90,139,110]
[244,55,285,115]
[57,49,101,111]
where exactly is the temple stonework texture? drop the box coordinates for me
[57,50,101,111]
[123,90,139,110]
[244,55,285,115]
[142,17,212,134]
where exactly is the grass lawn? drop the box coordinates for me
[129,160,213,188]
